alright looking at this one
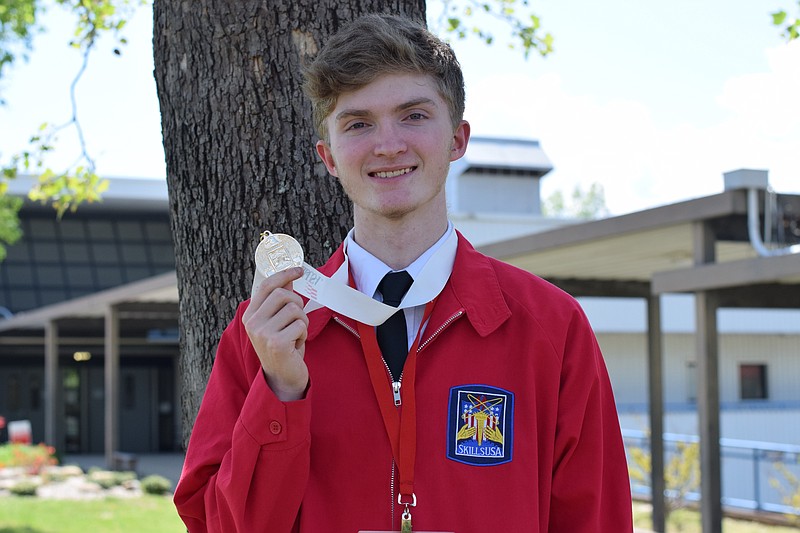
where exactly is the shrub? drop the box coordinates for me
[88,469,136,489]
[141,475,172,495]
[0,443,58,473]
[10,480,38,496]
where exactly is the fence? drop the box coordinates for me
[623,429,800,517]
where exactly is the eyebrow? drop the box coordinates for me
[334,97,439,123]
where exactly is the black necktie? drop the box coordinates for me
[377,271,414,382]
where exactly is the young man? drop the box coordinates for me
[174,14,633,532]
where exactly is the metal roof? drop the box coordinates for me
[463,136,553,175]
[478,188,800,304]
[0,271,178,332]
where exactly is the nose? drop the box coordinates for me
[373,123,407,157]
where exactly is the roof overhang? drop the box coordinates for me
[477,189,800,306]
[0,271,178,332]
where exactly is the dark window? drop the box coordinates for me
[117,221,144,240]
[740,364,768,400]
[65,265,95,286]
[58,219,88,239]
[0,211,174,313]
[30,375,41,410]
[6,265,35,284]
[62,242,91,262]
[124,374,136,409]
[8,375,21,411]
[87,220,115,239]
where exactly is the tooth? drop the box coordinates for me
[376,168,411,178]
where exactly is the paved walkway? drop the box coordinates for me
[62,453,658,532]
[62,452,186,487]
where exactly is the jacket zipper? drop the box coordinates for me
[418,310,464,352]
[334,316,401,525]
[334,310,465,528]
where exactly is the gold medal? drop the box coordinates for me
[254,231,304,277]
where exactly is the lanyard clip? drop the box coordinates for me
[398,492,416,507]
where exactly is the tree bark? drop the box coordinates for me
[153,0,426,447]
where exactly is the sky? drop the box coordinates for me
[1,0,798,215]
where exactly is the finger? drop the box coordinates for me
[266,298,308,333]
[247,267,304,316]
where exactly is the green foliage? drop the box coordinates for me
[773,1,800,41]
[28,167,109,217]
[87,469,137,489]
[435,0,554,58]
[770,462,800,525]
[0,185,23,261]
[628,439,701,525]
[54,0,141,52]
[0,0,136,253]
[542,182,610,220]
[9,479,39,496]
[0,0,39,85]
[140,474,172,495]
[0,443,58,473]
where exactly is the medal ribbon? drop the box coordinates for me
[356,298,437,513]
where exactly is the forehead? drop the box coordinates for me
[330,73,444,118]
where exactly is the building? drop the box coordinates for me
[1,139,799,529]
[0,177,179,454]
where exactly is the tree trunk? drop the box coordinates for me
[153,0,426,447]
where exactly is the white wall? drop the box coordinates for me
[597,331,800,445]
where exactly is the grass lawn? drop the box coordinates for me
[634,503,800,532]
[0,495,185,533]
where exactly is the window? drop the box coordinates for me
[740,364,768,400]
[686,361,697,403]
[7,375,21,411]
[124,374,136,409]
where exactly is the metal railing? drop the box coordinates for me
[623,429,800,517]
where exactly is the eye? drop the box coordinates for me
[346,121,368,131]
[407,112,427,121]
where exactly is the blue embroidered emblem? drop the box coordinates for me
[447,384,514,466]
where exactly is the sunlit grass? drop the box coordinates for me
[634,502,800,532]
[0,495,184,533]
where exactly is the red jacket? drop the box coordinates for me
[175,234,633,532]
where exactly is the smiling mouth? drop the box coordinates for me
[370,167,416,179]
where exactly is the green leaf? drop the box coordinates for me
[772,10,788,25]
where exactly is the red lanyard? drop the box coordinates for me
[356,298,437,507]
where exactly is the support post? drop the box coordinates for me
[104,305,120,468]
[647,295,666,532]
[44,321,59,447]
[693,221,723,533]
[696,290,722,533]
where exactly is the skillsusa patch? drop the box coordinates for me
[447,384,514,466]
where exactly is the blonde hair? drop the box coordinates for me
[303,14,465,139]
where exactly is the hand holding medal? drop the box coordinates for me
[244,231,309,402]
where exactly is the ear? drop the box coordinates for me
[316,139,338,177]
[449,120,471,162]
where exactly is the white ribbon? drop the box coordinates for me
[251,230,457,326]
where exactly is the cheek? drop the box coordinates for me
[330,142,364,173]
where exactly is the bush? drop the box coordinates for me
[10,480,38,496]
[88,469,136,489]
[140,475,172,495]
[0,443,58,473]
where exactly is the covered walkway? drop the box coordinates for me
[479,170,800,532]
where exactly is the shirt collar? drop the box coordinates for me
[344,221,456,302]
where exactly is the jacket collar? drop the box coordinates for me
[306,231,511,342]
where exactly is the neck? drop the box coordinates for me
[352,215,449,270]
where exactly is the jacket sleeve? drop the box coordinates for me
[174,302,312,532]
[548,307,633,532]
